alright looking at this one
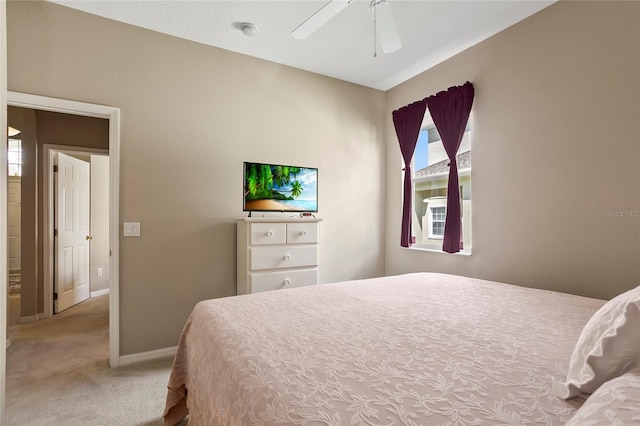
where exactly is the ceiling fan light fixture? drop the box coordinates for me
[372,0,401,53]
[291,0,351,40]
[291,0,401,55]
[371,0,402,53]
[8,126,20,137]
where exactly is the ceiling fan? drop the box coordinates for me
[291,0,402,54]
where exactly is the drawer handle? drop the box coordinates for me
[300,230,307,236]
[266,231,273,237]
[283,255,290,261]
[283,279,291,286]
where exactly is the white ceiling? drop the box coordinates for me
[48,0,554,91]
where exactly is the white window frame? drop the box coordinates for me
[407,113,472,255]
[428,204,446,239]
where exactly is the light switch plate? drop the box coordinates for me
[124,222,141,237]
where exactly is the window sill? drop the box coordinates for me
[404,245,472,256]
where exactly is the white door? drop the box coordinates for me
[7,176,21,272]
[55,153,91,313]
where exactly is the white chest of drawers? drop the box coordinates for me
[237,217,322,295]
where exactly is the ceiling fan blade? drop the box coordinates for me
[375,1,401,53]
[292,0,351,40]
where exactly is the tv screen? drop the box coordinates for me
[243,162,318,213]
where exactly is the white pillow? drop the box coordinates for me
[553,285,640,399]
[564,367,640,425]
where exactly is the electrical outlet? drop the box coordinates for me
[97,267,103,277]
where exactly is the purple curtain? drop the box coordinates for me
[425,81,474,253]
[393,100,426,247]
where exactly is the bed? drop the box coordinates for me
[163,272,639,425]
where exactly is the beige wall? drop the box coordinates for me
[7,1,386,354]
[36,111,109,149]
[90,155,110,293]
[385,1,640,300]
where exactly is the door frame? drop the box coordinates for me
[7,91,121,368]
[44,146,108,316]
[1,4,7,420]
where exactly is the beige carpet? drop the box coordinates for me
[5,294,181,425]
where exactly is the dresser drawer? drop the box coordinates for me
[249,269,318,293]
[287,222,318,244]
[249,246,318,271]
[250,223,286,245]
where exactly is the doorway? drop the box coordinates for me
[7,148,108,327]
[46,149,110,315]
[5,91,121,368]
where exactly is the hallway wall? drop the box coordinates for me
[90,154,110,294]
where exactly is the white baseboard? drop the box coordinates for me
[117,345,177,367]
[91,288,110,298]
[18,314,39,323]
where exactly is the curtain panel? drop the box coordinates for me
[425,81,474,253]
[392,100,426,247]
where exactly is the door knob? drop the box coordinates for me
[86,235,93,240]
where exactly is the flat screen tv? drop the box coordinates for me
[243,162,318,213]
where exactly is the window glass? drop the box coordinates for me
[8,138,22,177]
[411,117,471,251]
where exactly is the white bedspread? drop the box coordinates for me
[164,273,604,425]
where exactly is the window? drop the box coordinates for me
[411,116,472,251]
[8,138,22,177]
[429,206,446,238]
